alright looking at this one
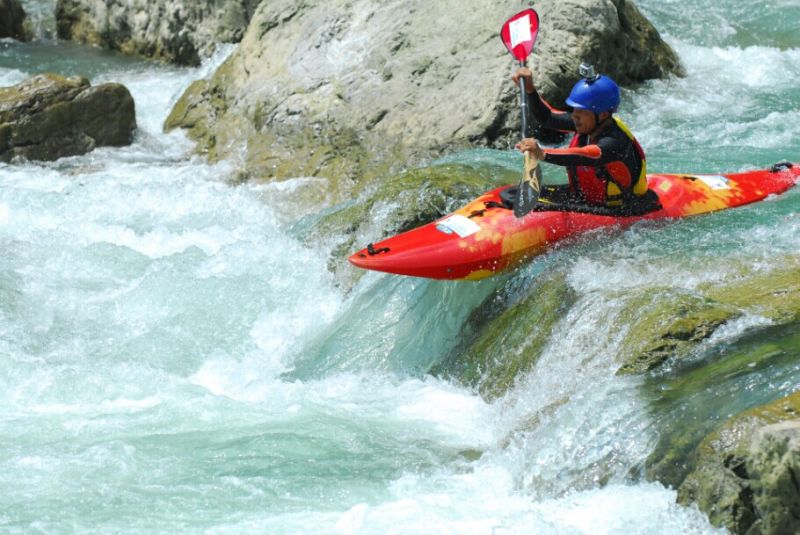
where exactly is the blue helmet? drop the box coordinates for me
[565,68,620,113]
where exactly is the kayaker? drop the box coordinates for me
[513,64,650,210]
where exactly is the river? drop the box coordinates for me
[1,1,798,533]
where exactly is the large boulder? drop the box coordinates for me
[164,0,682,200]
[677,392,800,534]
[0,0,29,40]
[55,0,260,66]
[0,73,136,162]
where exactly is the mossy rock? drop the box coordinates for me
[617,260,800,376]
[701,262,800,324]
[615,289,741,375]
[643,321,800,488]
[677,391,800,534]
[431,267,577,400]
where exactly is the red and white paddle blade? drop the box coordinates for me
[500,9,540,62]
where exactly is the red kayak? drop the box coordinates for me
[349,163,800,281]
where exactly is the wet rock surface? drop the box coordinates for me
[677,392,800,534]
[0,73,136,162]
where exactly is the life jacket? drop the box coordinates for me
[567,116,648,207]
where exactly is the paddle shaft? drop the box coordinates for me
[517,60,529,139]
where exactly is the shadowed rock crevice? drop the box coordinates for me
[0,0,29,41]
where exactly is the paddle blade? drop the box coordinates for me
[500,9,540,62]
[513,151,542,217]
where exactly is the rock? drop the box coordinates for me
[0,73,136,162]
[165,0,682,202]
[0,0,29,41]
[431,267,578,400]
[747,421,800,534]
[55,0,260,66]
[617,260,800,375]
[677,392,800,534]
[615,289,741,375]
[701,263,800,325]
[642,319,800,489]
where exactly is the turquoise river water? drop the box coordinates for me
[1,1,799,533]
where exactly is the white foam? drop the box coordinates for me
[627,40,800,151]
[30,395,162,415]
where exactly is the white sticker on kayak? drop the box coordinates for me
[436,214,480,238]
[697,175,731,190]
[509,15,532,48]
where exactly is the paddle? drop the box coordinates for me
[501,9,542,217]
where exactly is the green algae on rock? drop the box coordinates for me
[677,391,800,534]
[616,261,800,376]
[700,263,800,325]
[432,268,578,400]
[642,321,800,487]
[615,289,741,375]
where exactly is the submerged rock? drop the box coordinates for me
[643,320,800,486]
[432,268,578,400]
[615,290,741,375]
[700,263,800,325]
[677,392,800,534]
[0,0,29,41]
[0,73,136,162]
[432,258,800,401]
[617,261,800,375]
[165,0,682,199]
[55,0,259,65]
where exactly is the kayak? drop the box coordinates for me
[348,162,799,281]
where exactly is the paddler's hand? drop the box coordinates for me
[516,138,545,160]
[512,67,535,94]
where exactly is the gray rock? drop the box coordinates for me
[164,0,682,201]
[0,73,136,162]
[677,392,800,534]
[55,0,260,66]
[747,421,800,534]
[0,0,29,40]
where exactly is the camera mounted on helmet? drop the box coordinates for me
[579,62,600,83]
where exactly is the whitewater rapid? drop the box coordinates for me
[2,0,800,532]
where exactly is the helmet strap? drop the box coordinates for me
[590,113,613,139]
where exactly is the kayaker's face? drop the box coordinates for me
[571,109,611,134]
[571,108,596,134]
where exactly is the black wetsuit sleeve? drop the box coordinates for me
[527,88,575,133]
